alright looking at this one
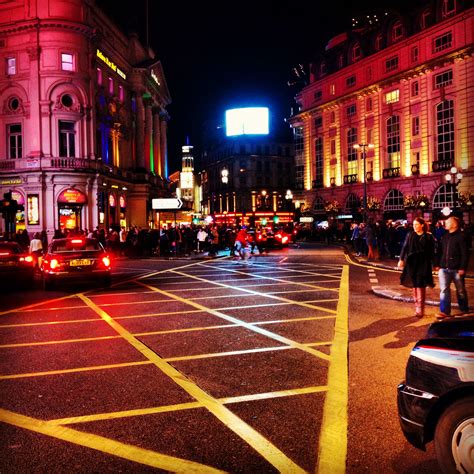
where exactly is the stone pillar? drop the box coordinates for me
[153,110,162,176]
[136,95,145,169]
[27,46,42,157]
[160,115,168,178]
[145,103,153,172]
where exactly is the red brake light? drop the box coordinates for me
[282,236,289,244]
[25,255,34,263]
[50,258,60,269]
[71,239,83,244]
[102,256,111,268]
[0,252,10,256]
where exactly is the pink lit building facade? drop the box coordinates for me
[0,0,171,239]
[289,0,473,224]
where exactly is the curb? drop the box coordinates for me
[371,286,445,307]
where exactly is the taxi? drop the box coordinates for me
[0,241,35,286]
[41,237,111,290]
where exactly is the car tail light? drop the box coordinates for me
[71,239,83,244]
[50,258,60,270]
[282,236,289,244]
[102,256,111,268]
[25,255,34,263]
[0,252,10,256]
[275,233,282,240]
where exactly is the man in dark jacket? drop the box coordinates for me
[434,216,470,319]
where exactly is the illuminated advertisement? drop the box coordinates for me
[96,49,126,79]
[58,189,87,204]
[27,194,39,225]
[225,107,269,136]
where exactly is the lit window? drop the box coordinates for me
[108,77,114,94]
[118,85,124,102]
[385,56,399,72]
[436,100,454,164]
[434,70,453,88]
[433,32,452,53]
[412,116,420,136]
[61,53,74,71]
[59,121,75,157]
[6,57,16,75]
[385,90,400,104]
[97,68,103,85]
[411,81,419,96]
[7,123,22,159]
[386,116,400,169]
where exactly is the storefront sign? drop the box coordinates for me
[27,195,39,225]
[58,189,87,204]
[1,177,21,185]
[300,217,314,223]
[96,49,126,79]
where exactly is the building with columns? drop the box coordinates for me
[0,0,171,240]
[289,0,473,224]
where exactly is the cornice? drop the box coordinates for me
[0,19,93,37]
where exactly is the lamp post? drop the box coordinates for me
[353,143,374,222]
[444,166,463,213]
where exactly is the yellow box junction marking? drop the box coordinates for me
[0,409,224,473]
[77,293,306,474]
[317,264,349,474]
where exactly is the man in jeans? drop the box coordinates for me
[434,216,470,319]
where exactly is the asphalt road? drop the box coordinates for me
[0,244,452,473]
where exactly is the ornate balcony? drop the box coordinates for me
[343,174,358,184]
[432,160,454,172]
[382,167,400,179]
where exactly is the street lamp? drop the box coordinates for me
[353,143,374,222]
[444,166,463,212]
[221,167,229,184]
[285,189,293,211]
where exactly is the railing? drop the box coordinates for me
[432,160,453,172]
[411,163,420,175]
[343,174,358,184]
[382,167,400,179]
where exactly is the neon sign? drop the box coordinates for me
[96,49,126,80]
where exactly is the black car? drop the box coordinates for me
[397,316,474,473]
[0,241,35,286]
[41,237,111,290]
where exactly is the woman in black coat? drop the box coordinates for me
[397,217,435,318]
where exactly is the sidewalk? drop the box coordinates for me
[347,247,474,309]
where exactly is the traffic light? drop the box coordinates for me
[273,215,280,224]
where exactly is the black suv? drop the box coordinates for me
[397,316,474,473]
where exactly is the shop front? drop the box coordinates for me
[57,188,87,232]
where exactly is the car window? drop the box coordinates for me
[0,243,22,254]
[51,239,100,252]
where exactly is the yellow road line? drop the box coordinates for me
[0,409,224,473]
[317,264,349,474]
[49,385,328,426]
[0,295,78,316]
[77,293,306,473]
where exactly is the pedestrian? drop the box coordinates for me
[29,232,43,270]
[433,216,470,319]
[397,217,435,318]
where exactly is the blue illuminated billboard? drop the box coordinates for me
[225,107,269,136]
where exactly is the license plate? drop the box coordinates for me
[70,259,92,267]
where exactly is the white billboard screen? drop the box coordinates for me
[225,107,269,136]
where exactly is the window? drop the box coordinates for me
[411,81,419,96]
[347,128,358,163]
[61,53,73,71]
[108,77,114,94]
[330,84,336,95]
[392,21,403,42]
[346,75,356,88]
[346,104,356,117]
[411,46,419,63]
[385,56,399,72]
[352,43,361,61]
[386,116,400,169]
[314,137,323,187]
[433,32,453,53]
[330,111,336,123]
[320,62,327,76]
[421,9,432,29]
[314,116,322,128]
[8,97,20,112]
[366,67,372,81]
[314,90,322,101]
[59,121,75,157]
[97,68,103,85]
[434,70,453,88]
[442,0,456,18]
[367,129,373,144]
[384,189,404,210]
[412,116,420,136]
[375,34,383,51]
[331,140,336,155]
[118,85,124,102]
[6,57,16,75]
[385,90,400,104]
[338,54,344,68]
[7,124,22,159]
[366,97,373,112]
[436,100,454,164]
[433,184,455,209]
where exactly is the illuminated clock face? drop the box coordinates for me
[180,171,193,189]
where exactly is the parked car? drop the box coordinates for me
[41,237,111,290]
[0,241,35,287]
[397,316,474,473]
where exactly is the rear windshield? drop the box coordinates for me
[0,243,23,254]
[51,239,101,253]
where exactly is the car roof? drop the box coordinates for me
[0,241,23,249]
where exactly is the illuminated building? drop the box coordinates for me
[0,0,171,238]
[288,1,473,223]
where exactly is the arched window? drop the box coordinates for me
[375,34,383,51]
[420,8,432,29]
[442,0,456,18]
[433,185,454,209]
[320,62,327,76]
[386,116,400,170]
[345,193,360,212]
[313,196,325,212]
[436,100,454,166]
[352,42,361,62]
[391,21,404,42]
[384,189,404,210]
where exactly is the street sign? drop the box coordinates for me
[152,198,183,210]
[300,217,314,223]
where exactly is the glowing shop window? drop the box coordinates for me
[61,53,74,71]
[385,90,400,104]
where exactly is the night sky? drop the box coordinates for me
[96,0,422,173]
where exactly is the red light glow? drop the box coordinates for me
[102,256,111,267]
[50,259,60,269]
[71,239,83,244]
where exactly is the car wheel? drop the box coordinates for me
[434,396,474,474]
